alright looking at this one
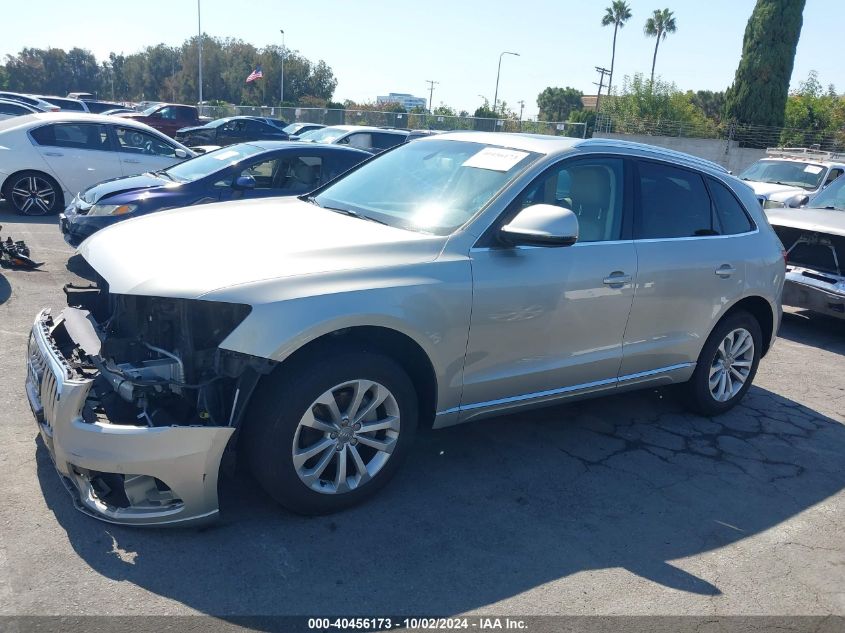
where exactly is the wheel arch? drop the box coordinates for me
[1,169,66,209]
[715,295,776,357]
[247,325,439,431]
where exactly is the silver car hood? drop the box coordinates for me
[79,197,444,299]
[766,207,845,237]
[746,181,803,198]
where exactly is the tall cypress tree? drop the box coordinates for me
[725,0,805,128]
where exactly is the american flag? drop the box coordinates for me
[245,66,263,83]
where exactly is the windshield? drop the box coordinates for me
[739,160,826,191]
[314,139,540,235]
[299,127,348,143]
[808,174,845,210]
[142,104,161,115]
[163,144,263,182]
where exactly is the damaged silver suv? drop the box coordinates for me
[26,134,785,526]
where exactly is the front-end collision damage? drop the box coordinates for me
[774,224,845,319]
[26,283,274,525]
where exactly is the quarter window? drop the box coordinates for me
[707,178,753,235]
[636,161,713,239]
[514,158,625,242]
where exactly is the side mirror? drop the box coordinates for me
[500,204,579,247]
[787,193,810,208]
[174,148,188,159]
[233,174,256,190]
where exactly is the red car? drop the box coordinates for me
[116,103,201,138]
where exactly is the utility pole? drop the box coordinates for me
[518,100,525,130]
[425,79,439,113]
[197,0,203,106]
[593,66,611,118]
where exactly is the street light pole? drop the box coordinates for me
[493,51,519,116]
[197,0,203,106]
[280,29,285,106]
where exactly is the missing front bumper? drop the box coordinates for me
[26,309,235,526]
[783,268,845,320]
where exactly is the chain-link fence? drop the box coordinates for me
[198,104,587,138]
[595,113,845,151]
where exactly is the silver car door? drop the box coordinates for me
[461,156,636,417]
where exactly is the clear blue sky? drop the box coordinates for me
[1,0,839,117]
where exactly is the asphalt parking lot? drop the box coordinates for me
[0,203,843,620]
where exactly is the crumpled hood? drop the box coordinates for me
[746,180,806,199]
[81,173,171,204]
[766,206,845,238]
[78,197,444,299]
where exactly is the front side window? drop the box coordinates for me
[314,139,540,235]
[636,161,714,239]
[0,102,28,115]
[114,126,178,157]
[825,168,844,186]
[239,155,323,192]
[31,123,109,151]
[372,133,406,150]
[514,158,624,242]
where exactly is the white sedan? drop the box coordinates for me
[0,113,195,215]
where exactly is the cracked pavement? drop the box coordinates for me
[0,205,843,619]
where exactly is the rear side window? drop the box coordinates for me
[0,102,29,115]
[636,161,714,239]
[707,178,754,235]
[372,133,406,150]
[31,123,109,151]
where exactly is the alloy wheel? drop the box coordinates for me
[292,379,400,494]
[708,327,754,402]
[10,176,55,215]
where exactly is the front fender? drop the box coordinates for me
[214,260,473,414]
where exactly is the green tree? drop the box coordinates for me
[536,86,583,121]
[601,1,632,95]
[644,8,677,84]
[724,0,806,128]
[780,71,843,148]
[690,90,726,124]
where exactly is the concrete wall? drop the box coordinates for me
[594,132,766,173]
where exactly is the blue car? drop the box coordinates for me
[59,141,371,246]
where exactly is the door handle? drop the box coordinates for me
[44,151,64,157]
[715,264,736,278]
[602,272,632,286]
[123,159,141,164]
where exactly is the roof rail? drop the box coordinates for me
[765,146,845,161]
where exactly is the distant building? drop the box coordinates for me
[377,92,428,111]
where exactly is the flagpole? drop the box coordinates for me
[279,29,285,106]
[197,0,203,106]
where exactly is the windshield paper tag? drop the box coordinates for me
[463,147,529,171]
[804,165,823,174]
[213,150,240,161]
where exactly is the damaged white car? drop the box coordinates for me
[26,134,784,526]
[767,175,845,320]
[739,147,845,209]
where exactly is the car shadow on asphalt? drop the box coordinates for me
[779,310,844,353]
[0,204,60,225]
[34,385,845,619]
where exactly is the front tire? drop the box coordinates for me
[685,310,762,416]
[3,171,63,216]
[243,349,418,515]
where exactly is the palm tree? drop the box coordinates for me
[644,8,677,85]
[601,1,633,95]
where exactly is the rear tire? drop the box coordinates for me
[3,171,63,216]
[685,310,762,416]
[243,349,418,515]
